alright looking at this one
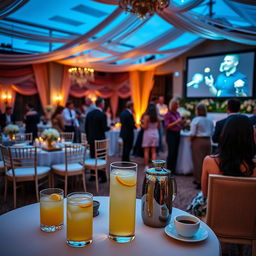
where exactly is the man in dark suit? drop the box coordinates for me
[212,99,241,143]
[120,101,136,162]
[24,103,40,140]
[0,106,15,131]
[85,98,110,182]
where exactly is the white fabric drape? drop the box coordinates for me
[0,0,29,19]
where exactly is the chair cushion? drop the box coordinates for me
[7,166,50,177]
[84,158,106,167]
[52,163,84,172]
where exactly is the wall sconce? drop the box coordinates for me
[2,92,12,105]
[88,92,97,103]
[54,95,63,105]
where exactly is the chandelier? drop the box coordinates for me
[68,67,95,87]
[119,0,170,18]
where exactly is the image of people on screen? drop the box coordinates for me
[204,54,248,97]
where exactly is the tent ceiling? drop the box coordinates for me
[0,0,255,71]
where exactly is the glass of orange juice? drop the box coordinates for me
[40,188,64,232]
[109,162,137,243]
[66,192,93,247]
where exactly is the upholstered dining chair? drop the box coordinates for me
[84,139,109,193]
[0,145,51,208]
[206,174,256,256]
[51,144,86,196]
[15,133,33,144]
[60,132,74,142]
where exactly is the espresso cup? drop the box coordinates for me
[174,215,200,237]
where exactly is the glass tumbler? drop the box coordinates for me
[109,161,137,243]
[40,188,64,232]
[66,192,93,247]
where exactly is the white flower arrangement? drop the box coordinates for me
[41,128,60,142]
[4,124,20,135]
[177,107,191,118]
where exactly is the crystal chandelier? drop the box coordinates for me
[119,0,170,18]
[68,67,95,87]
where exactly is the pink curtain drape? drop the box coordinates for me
[33,63,49,110]
[61,65,72,106]
[129,70,155,123]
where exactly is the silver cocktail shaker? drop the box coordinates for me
[141,160,176,227]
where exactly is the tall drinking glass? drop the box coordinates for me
[66,192,93,247]
[40,188,64,232]
[109,162,137,243]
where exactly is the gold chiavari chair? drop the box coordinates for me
[51,144,86,196]
[60,132,74,142]
[84,139,109,193]
[0,145,51,208]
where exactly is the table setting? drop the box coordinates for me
[0,160,220,256]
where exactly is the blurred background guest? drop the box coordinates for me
[120,101,136,162]
[24,103,39,140]
[51,105,65,132]
[141,103,160,169]
[85,98,110,183]
[157,96,168,153]
[164,98,183,172]
[202,114,256,198]
[249,105,256,126]
[212,98,240,143]
[190,103,214,189]
[0,106,15,131]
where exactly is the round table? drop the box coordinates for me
[0,197,220,256]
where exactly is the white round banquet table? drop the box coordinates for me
[0,196,220,256]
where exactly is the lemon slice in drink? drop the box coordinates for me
[116,174,136,187]
[79,202,93,208]
[49,193,62,201]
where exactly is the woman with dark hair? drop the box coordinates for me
[190,103,214,189]
[202,114,256,197]
[141,103,160,169]
[51,105,65,132]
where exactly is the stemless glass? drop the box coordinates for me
[40,188,64,232]
[109,161,137,243]
[66,192,93,247]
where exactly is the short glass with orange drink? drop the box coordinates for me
[109,162,137,243]
[40,188,64,232]
[66,192,93,247]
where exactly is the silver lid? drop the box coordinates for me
[146,160,170,176]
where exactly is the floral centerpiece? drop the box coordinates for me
[177,107,191,131]
[4,124,20,140]
[41,128,60,148]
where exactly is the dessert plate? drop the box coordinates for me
[165,222,208,243]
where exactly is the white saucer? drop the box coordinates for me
[165,222,208,243]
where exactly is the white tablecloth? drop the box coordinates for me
[176,131,194,175]
[0,196,220,256]
[105,129,139,157]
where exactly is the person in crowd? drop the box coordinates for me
[85,98,110,183]
[156,96,168,152]
[141,103,160,169]
[164,98,183,172]
[0,106,15,131]
[201,114,256,197]
[205,54,248,97]
[76,103,86,133]
[105,106,113,127]
[24,103,40,140]
[120,101,136,162]
[190,104,214,189]
[212,98,240,143]
[85,97,96,117]
[51,105,65,132]
[249,105,256,126]
[62,102,79,141]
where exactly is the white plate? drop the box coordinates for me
[165,222,208,243]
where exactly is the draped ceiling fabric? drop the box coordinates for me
[0,0,255,120]
[0,65,49,113]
